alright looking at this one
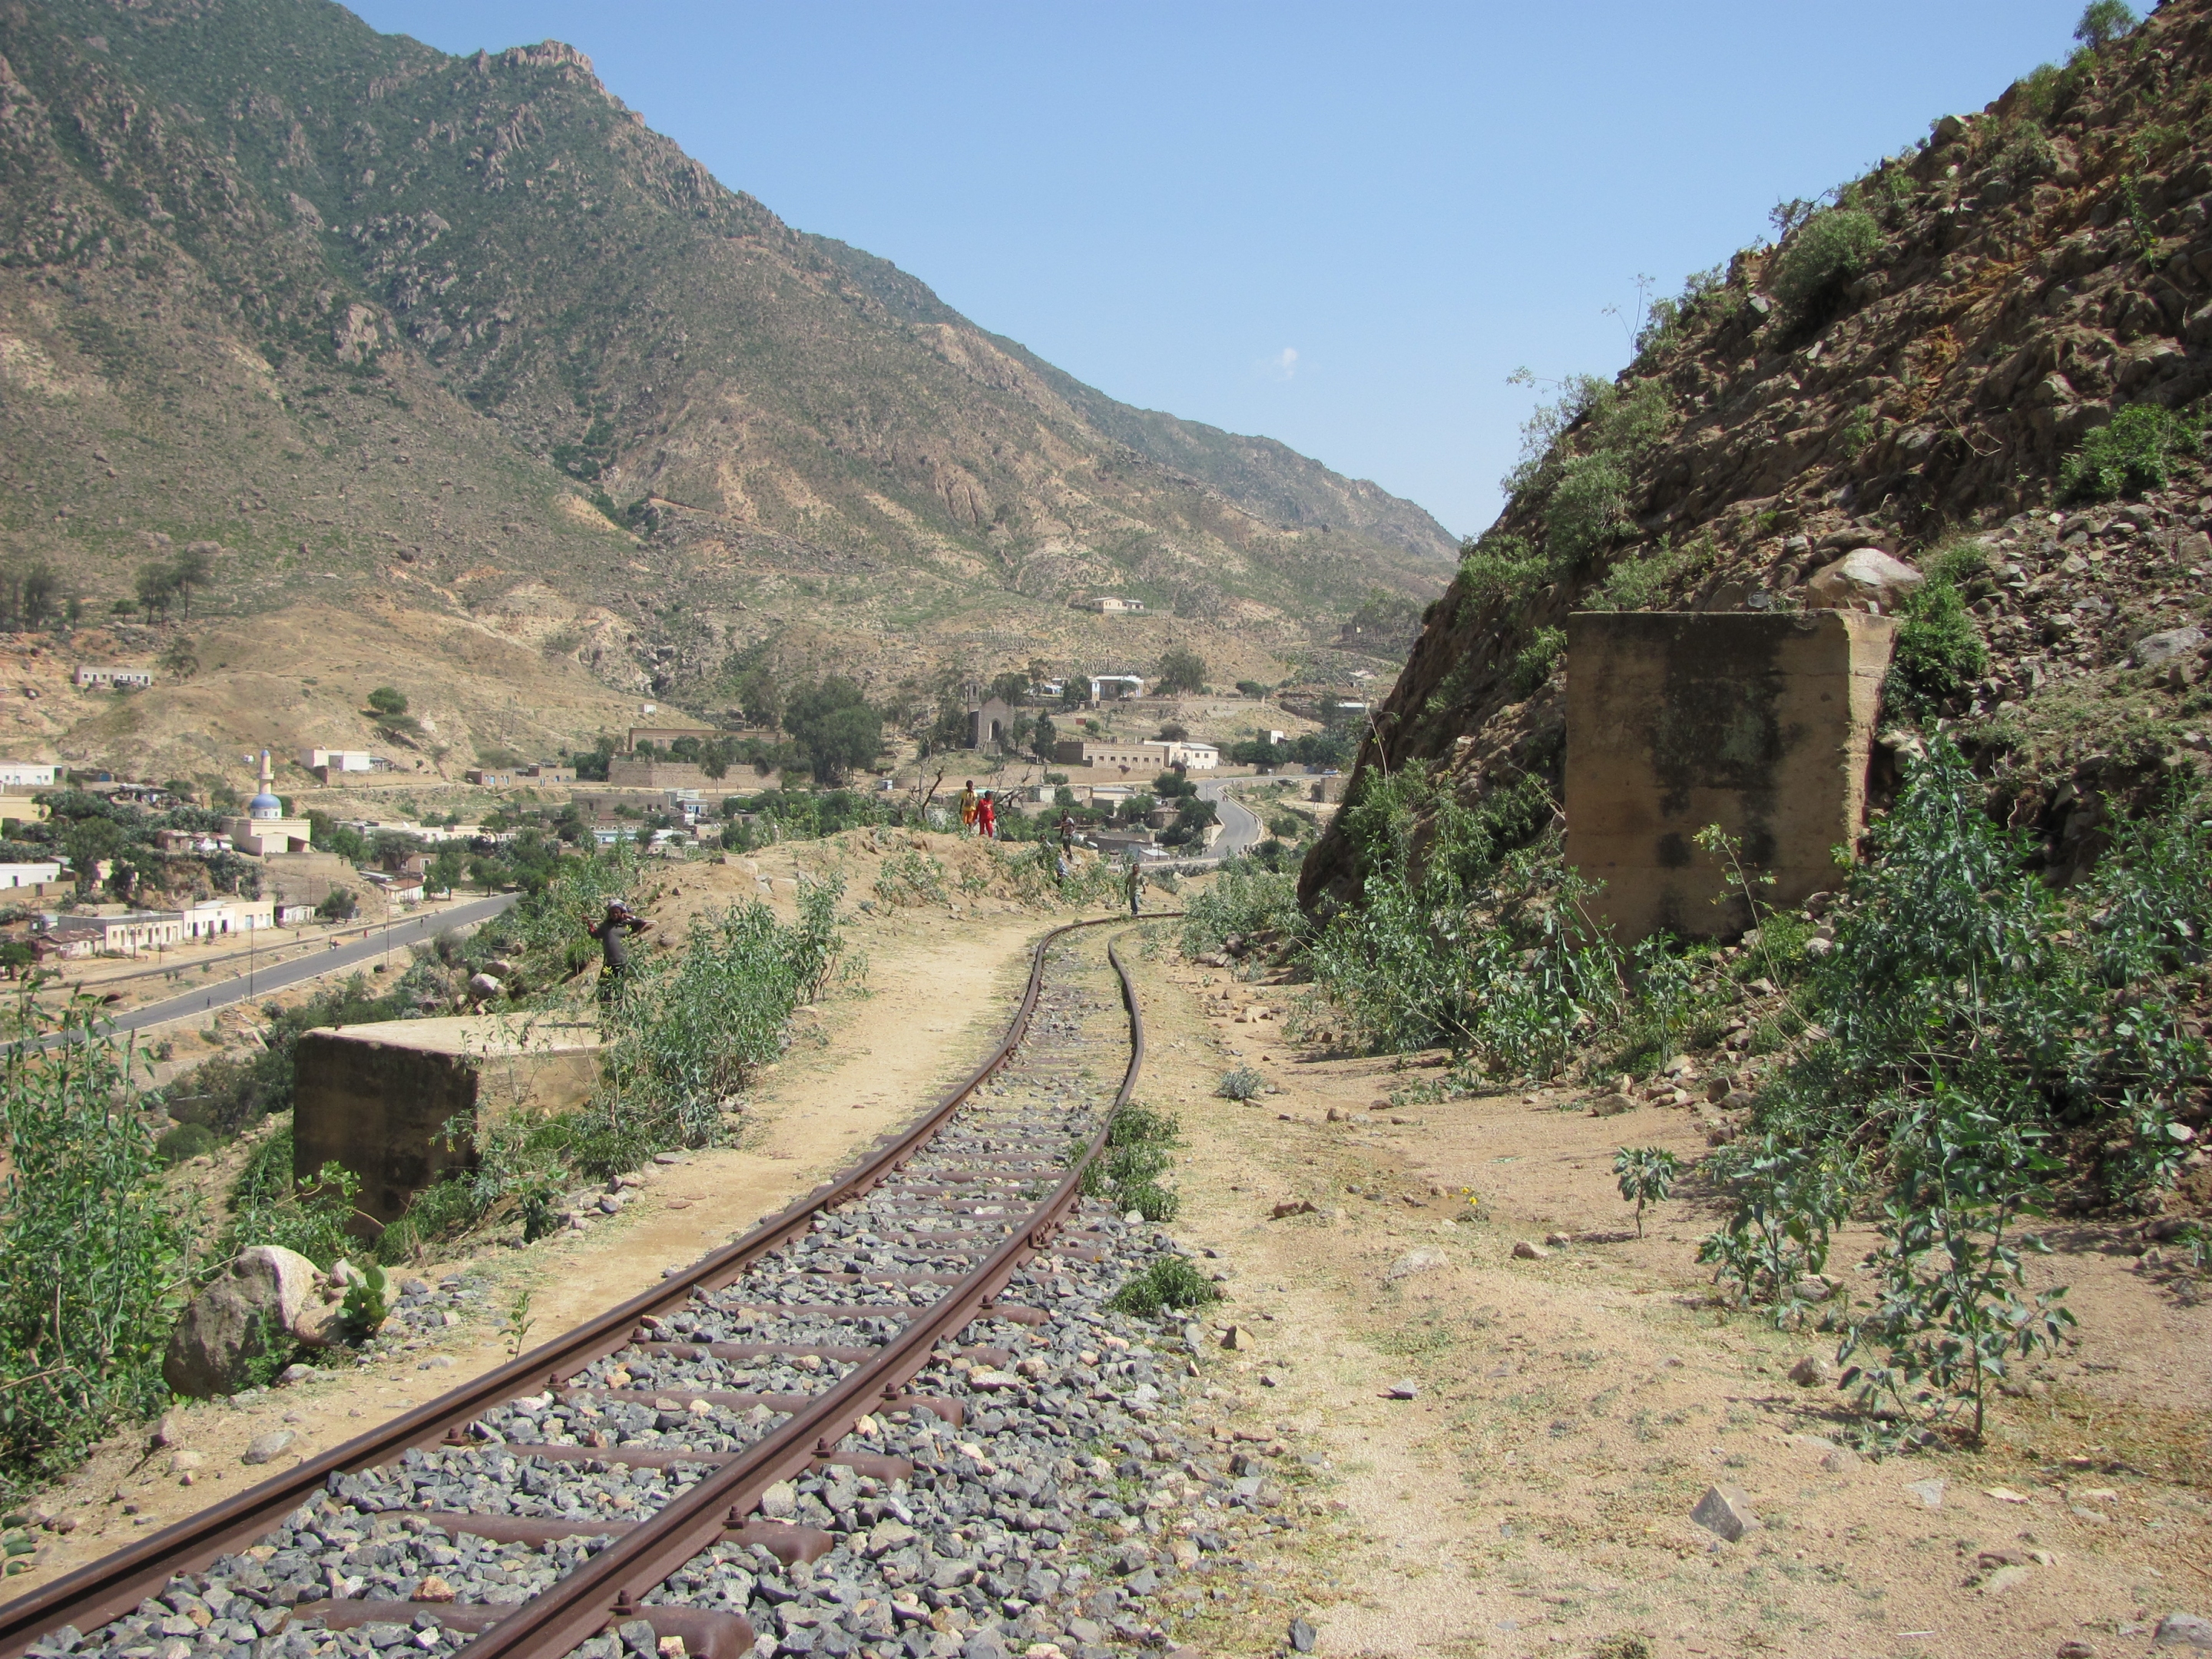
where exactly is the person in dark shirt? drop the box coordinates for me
[585,899,653,1003]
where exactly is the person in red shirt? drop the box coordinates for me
[976,791,997,839]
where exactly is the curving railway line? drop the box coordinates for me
[2,916,1196,1659]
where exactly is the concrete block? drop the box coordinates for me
[1565,610,1895,942]
[293,1016,601,1227]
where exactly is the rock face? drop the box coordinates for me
[1690,1484,1761,1541]
[163,1246,346,1398]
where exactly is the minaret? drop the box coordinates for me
[247,749,283,822]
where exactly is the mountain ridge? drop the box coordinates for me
[0,0,1451,783]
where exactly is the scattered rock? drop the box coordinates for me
[1690,1484,1760,1541]
[416,1575,455,1603]
[759,1480,797,1518]
[467,972,505,1000]
[1788,1355,1834,1387]
[2057,1643,2096,1659]
[1820,1447,1860,1473]
[1905,1478,1946,1510]
[1983,1564,2034,1594]
[1983,1485,2031,1504]
[149,1410,184,1449]
[277,1363,315,1386]
[1386,1247,1449,1281]
[1270,1199,1317,1219]
[167,1451,204,1475]
[1220,1324,1256,1351]
[1543,1232,1574,1248]
[1511,1240,1550,1260]
[965,1367,1023,1391]
[1289,1619,1317,1654]
[1382,1378,1419,1399]
[1589,1092,1637,1117]
[240,1430,296,1466]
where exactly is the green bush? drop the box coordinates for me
[1770,209,1882,322]
[1083,1101,1181,1220]
[594,876,845,1150]
[1885,566,1988,716]
[1216,1066,1264,1101]
[1106,1254,1220,1318]
[1510,626,1568,697]
[1542,455,1632,572]
[2061,403,2201,502]
[0,994,190,1497]
[1180,860,1302,959]
[375,1177,479,1265]
[220,1154,366,1270]
[156,1121,217,1164]
[1308,770,1614,1072]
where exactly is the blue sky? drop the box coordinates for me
[349,0,2091,539]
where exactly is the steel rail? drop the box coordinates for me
[0,912,1174,1659]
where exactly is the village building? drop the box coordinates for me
[73,667,154,690]
[0,862,61,889]
[1071,596,1146,614]
[184,897,276,939]
[0,761,57,789]
[219,750,315,855]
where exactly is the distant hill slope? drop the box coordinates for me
[0,0,1452,781]
[1303,0,2212,910]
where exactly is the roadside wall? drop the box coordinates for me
[1565,610,1894,941]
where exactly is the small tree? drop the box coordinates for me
[169,546,214,619]
[1156,647,1207,695]
[134,565,177,624]
[316,887,359,922]
[365,686,409,717]
[2075,0,2137,50]
[1614,1146,1680,1237]
[427,843,466,896]
[157,637,199,680]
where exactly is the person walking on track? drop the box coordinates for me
[1125,853,1143,916]
[958,780,979,834]
[977,790,997,839]
[586,899,653,1004]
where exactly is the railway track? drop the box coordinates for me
[3,917,1204,1659]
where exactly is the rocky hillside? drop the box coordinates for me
[0,0,1452,782]
[1306,0,2212,909]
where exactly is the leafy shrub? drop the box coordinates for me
[1084,1102,1181,1220]
[156,1121,217,1163]
[374,1177,478,1266]
[1838,1093,2075,1445]
[1216,1067,1264,1101]
[1770,209,1882,323]
[874,849,948,907]
[594,876,844,1150]
[1697,1133,1863,1323]
[1885,566,1987,717]
[2061,403,2201,502]
[0,995,191,1496]
[1588,539,1704,611]
[1613,1147,1680,1237]
[220,1157,366,1270]
[1510,626,1568,697]
[1180,860,1302,960]
[1307,770,1611,1073]
[1455,534,1549,614]
[1107,1255,1220,1318]
[342,1263,392,1336]
[1542,456,1632,573]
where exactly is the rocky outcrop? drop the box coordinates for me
[1305,0,2212,911]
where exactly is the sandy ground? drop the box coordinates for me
[7,898,1067,1591]
[1120,941,2212,1659]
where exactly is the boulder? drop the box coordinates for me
[467,972,505,1000]
[1690,1484,1761,1541]
[163,1245,346,1398]
[2134,626,2207,668]
[1806,548,1924,614]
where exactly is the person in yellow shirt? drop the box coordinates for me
[958,780,979,833]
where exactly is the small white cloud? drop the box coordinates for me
[1274,346,1298,380]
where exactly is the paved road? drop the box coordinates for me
[1194,777,1267,863]
[68,892,519,1041]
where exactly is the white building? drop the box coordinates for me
[1156,740,1220,770]
[0,863,60,888]
[0,762,56,789]
[1088,674,1144,702]
[184,897,276,939]
[1071,597,1146,614]
[303,748,376,773]
[45,909,186,954]
[73,667,153,690]
[219,750,314,856]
